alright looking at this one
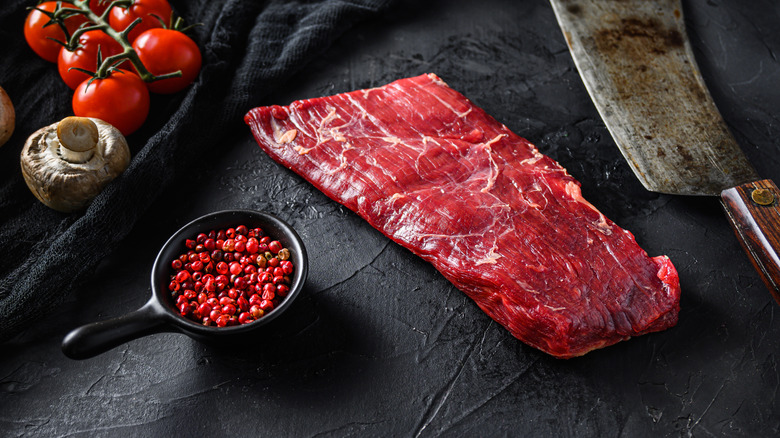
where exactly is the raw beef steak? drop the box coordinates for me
[245,73,680,358]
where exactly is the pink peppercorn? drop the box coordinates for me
[169,224,295,327]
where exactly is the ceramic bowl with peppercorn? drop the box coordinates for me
[62,209,308,359]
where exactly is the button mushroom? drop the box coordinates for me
[20,117,130,213]
[0,85,13,147]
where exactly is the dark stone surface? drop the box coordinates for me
[2,0,779,436]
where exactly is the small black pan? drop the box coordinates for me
[62,209,308,359]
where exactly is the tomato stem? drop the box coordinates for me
[32,2,81,48]
[55,0,183,82]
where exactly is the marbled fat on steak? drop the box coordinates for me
[244,73,680,358]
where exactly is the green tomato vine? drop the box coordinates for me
[34,0,183,82]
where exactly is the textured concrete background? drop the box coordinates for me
[3,0,779,436]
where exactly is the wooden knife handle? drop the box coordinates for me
[721,179,780,304]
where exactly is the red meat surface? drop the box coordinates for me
[244,73,680,358]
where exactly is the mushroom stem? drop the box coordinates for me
[57,116,98,163]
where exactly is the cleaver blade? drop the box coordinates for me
[550,0,780,302]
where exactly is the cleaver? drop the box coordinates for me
[549,0,780,302]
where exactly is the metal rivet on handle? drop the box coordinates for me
[751,188,775,206]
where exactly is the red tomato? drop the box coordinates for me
[88,0,111,15]
[132,29,202,94]
[72,70,150,135]
[58,31,126,90]
[24,1,88,62]
[109,0,172,43]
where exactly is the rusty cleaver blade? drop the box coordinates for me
[550,0,780,302]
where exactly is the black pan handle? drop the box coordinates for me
[62,298,170,359]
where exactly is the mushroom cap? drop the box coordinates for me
[0,85,14,147]
[20,117,130,213]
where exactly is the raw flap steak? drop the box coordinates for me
[245,73,680,358]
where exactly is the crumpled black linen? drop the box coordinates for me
[0,0,396,341]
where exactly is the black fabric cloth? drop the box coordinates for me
[0,0,396,341]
